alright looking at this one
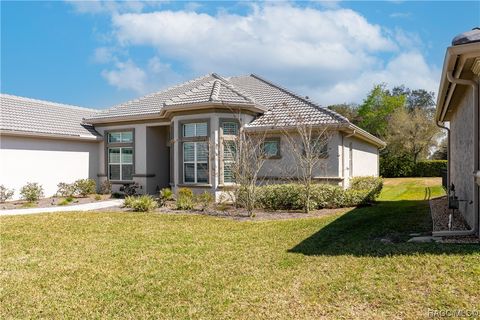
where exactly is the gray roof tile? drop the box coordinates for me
[0,94,99,138]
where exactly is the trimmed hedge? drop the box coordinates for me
[256,177,383,211]
[413,160,447,177]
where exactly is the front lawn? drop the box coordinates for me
[1,178,479,319]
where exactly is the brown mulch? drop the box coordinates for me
[95,202,350,221]
[429,196,479,243]
[430,196,470,231]
[1,194,112,210]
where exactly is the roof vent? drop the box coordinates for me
[452,27,480,46]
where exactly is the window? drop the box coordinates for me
[221,121,239,135]
[106,130,134,181]
[108,147,133,180]
[263,139,280,158]
[183,142,209,183]
[223,140,236,183]
[313,142,329,158]
[183,122,207,137]
[108,131,133,143]
[182,122,209,184]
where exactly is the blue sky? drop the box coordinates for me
[2,1,479,109]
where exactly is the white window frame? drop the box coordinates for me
[108,147,134,181]
[108,131,133,143]
[183,141,208,184]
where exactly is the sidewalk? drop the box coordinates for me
[0,199,124,216]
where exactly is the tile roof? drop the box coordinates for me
[0,94,100,139]
[85,72,347,128]
[164,79,255,107]
[229,74,348,128]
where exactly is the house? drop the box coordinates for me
[0,74,385,200]
[435,28,480,238]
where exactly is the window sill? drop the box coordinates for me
[109,180,135,184]
[177,183,213,188]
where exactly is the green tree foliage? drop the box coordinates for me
[327,103,360,123]
[356,84,406,138]
[430,138,447,160]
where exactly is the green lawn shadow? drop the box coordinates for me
[289,199,480,257]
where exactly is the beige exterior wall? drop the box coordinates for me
[95,121,170,194]
[341,135,380,187]
[0,135,99,199]
[449,85,476,228]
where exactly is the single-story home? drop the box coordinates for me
[0,73,385,200]
[435,27,480,238]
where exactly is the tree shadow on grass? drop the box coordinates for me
[289,200,480,257]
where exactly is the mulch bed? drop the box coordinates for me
[1,194,112,210]
[429,196,479,244]
[96,201,350,221]
[430,196,469,231]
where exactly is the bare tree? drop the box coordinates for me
[278,110,332,213]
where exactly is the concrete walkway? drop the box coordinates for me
[0,199,124,216]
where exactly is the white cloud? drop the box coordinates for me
[67,0,165,15]
[101,60,147,93]
[81,3,438,104]
[92,47,113,63]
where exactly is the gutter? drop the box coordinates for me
[0,129,102,141]
[432,71,479,237]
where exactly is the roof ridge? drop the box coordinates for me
[164,78,217,106]
[249,74,349,123]
[210,80,221,101]
[0,93,98,112]
[101,73,216,114]
[217,79,257,104]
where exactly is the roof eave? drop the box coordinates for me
[159,101,266,117]
[0,129,102,141]
[83,112,163,125]
[436,42,480,122]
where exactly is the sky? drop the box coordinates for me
[1,1,479,109]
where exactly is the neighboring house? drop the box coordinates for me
[435,28,480,238]
[1,74,385,200]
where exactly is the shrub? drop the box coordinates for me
[20,182,44,202]
[58,198,73,206]
[413,160,447,177]
[176,188,194,210]
[349,176,383,203]
[196,191,214,211]
[257,184,304,210]
[380,154,415,178]
[124,195,158,212]
[94,194,102,201]
[56,182,75,197]
[159,188,174,207]
[0,185,14,203]
[310,184,346,208]
[100,180,112,195]
[74,179,96,197]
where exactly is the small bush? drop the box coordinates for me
[94,194,102,201]
[124,195,157,212]
[74,179,96,197]
[380,154,415,178]
[349,176,383,203]
[0,185,14,203]
[176,188,194,210]
[100,180,112,195]
[20,182,44,202]
[196,191,214,211]
[257,184,304,210]
[58,198,73,206]
[112,192,123,199]
[159,188,174,207]
[413,160,447,177]
[56,182,76,197]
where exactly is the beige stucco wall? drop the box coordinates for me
[449,85,475,228]
[258,131,342,181]
[341,135,380,187]
[95,122,169,194]
[0,135,99,199]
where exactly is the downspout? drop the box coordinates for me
[435,121,450,188]
[433,71,479,237]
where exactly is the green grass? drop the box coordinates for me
[1,178,479,319]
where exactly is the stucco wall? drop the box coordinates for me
[258,131,341,180]
[0,135,99,199]
[344,135,380,179]
[146,126,170,194]
[449,85,475,228]
[95,122,169,194]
